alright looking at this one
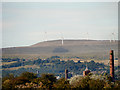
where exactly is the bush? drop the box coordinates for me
[40,74,57,88]
[20,72,37,80]
[54,78,71,88]
[88,79,105,89]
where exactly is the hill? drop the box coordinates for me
[2,39,118,59]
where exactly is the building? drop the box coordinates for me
[83,66,90,76]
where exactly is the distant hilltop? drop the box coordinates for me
[31,39,117,47]
[2,39,118,59]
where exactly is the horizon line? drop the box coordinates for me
[1,39,118,49]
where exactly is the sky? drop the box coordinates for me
[1,2,118,48]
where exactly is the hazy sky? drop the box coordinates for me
[2,2,118,48]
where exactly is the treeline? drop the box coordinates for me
[2,72,120,89]
[2,56,111,78]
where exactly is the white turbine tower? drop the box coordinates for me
[112,32,115,42]
[44,31,47,41]
[109,33,112,43]
[86,32,89,40]
[110,37,112,43]
[62,36,64,46]
[79,32,83,40]
[60,32,64,46]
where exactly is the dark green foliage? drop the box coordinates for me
[51,56,60,59]
[2,72,120,89]
[2,57,115,78]
[2,79,13,90]
[39,74,57,88]
[2,73,15,82]
[114,80,120,88]
[2,73,30,89]
[88,79,105,89]
[41,74,56,83]
[76,76,90,89]
[12,76,30,85]
[2,74,30,90]
[20,72,37,80]
[54,78,71,88]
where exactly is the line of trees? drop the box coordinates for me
[2,57,110,78]
[2,72,120,89]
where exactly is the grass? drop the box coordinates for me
[2,61,17,65]
[79,59,118,66]
[2,58,118,71]
[2,65,40,70]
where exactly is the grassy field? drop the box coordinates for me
[2,65,40,70]
[2,58,118,71]
[2,40,118,60]
[80,60,118,66]
[62,58,118,66]
[2,40,118,71]
[2,61,17,65]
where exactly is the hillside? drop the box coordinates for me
[2,40,118,59]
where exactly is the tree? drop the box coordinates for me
[2,79,13,90]
[20,72,37,80]
[54,78,71,88]
[40,74,57,88]
[77,76,90,89]
[88,79,105,89]
[13,76,30,85]
[2,73,14,82]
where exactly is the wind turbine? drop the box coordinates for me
[62,36,64,46]
[86,32,89,40]
[109,33,113,43]
[110,38,112,43]
[112,32,115,42]
[44,31,47,41]
[60,32,64,46]
[79,32,84,40]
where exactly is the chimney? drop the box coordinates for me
[65,69,68,81]
[110,50,114,80]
